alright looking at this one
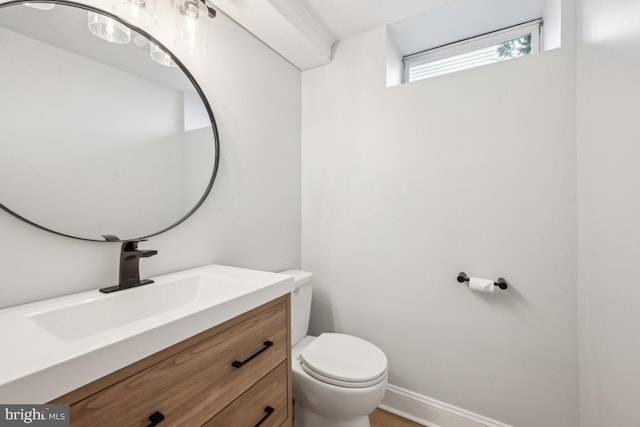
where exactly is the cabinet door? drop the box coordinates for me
[204,362,288,427]
[70,302,287,427]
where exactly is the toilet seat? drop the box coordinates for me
[299,333,388,388]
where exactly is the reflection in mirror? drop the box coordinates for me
[0,1,218,241]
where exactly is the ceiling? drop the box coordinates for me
[301,0,455,41]
[263,0,550,68]
[209,0,457,69]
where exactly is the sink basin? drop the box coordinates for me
[0,264,294,403]
[29,273,262,341]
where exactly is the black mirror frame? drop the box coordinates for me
[0,0,220,242]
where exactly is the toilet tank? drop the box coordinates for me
[280,270,313,346]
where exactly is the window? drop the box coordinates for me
[403,19,542,83]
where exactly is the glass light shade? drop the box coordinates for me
[174,0,207,56]
[23,2,56,10]
[132,32,150,50]
[88,12,131,44]
[150,42,177,68]
[112,0,156,28]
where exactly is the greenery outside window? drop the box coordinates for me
[403,19,542,83]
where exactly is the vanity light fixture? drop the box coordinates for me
[174,0,216,56]
[112,0,156,29]
[150,42,177,67]
[88,11,131,44]
[23,2,55,10]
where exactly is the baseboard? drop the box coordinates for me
[379,384,513,427]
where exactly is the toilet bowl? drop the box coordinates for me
[281,270,388,427]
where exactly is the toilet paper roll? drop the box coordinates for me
[468,277,495,293]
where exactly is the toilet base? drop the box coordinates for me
[294,403,371,427]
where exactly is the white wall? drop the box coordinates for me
[543,0,563,50]
[301,2,578,426]
[0,0,301,308]
[577,0,640,425]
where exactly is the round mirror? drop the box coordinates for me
[0,1,219,241]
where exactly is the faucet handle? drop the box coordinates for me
[121,239,149,251]
[139,249,158,258]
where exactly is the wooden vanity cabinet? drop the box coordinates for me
[51,295,293,427]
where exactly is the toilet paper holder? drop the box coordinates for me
[457,272,508,290]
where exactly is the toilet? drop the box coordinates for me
[282,270,388,427]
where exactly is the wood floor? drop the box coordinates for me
[370,409,424,427]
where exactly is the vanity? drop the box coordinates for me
[57,296,291,427]
[0,265,295,427]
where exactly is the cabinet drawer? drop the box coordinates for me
[204,362,288,427]
[70,302,287,426]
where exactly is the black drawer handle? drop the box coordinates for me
[232,340,273,368]
[254,406,275,427]
[147,411,165,427]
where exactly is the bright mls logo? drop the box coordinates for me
[0,405,69,426]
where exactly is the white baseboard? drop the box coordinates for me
[379,384,513,427]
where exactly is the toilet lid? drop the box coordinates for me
[299,333,387,387]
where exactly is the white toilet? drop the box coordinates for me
[282,270,388,427]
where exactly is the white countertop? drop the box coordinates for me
[0,264,294,403]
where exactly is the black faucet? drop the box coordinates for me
[100,240,158,293]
